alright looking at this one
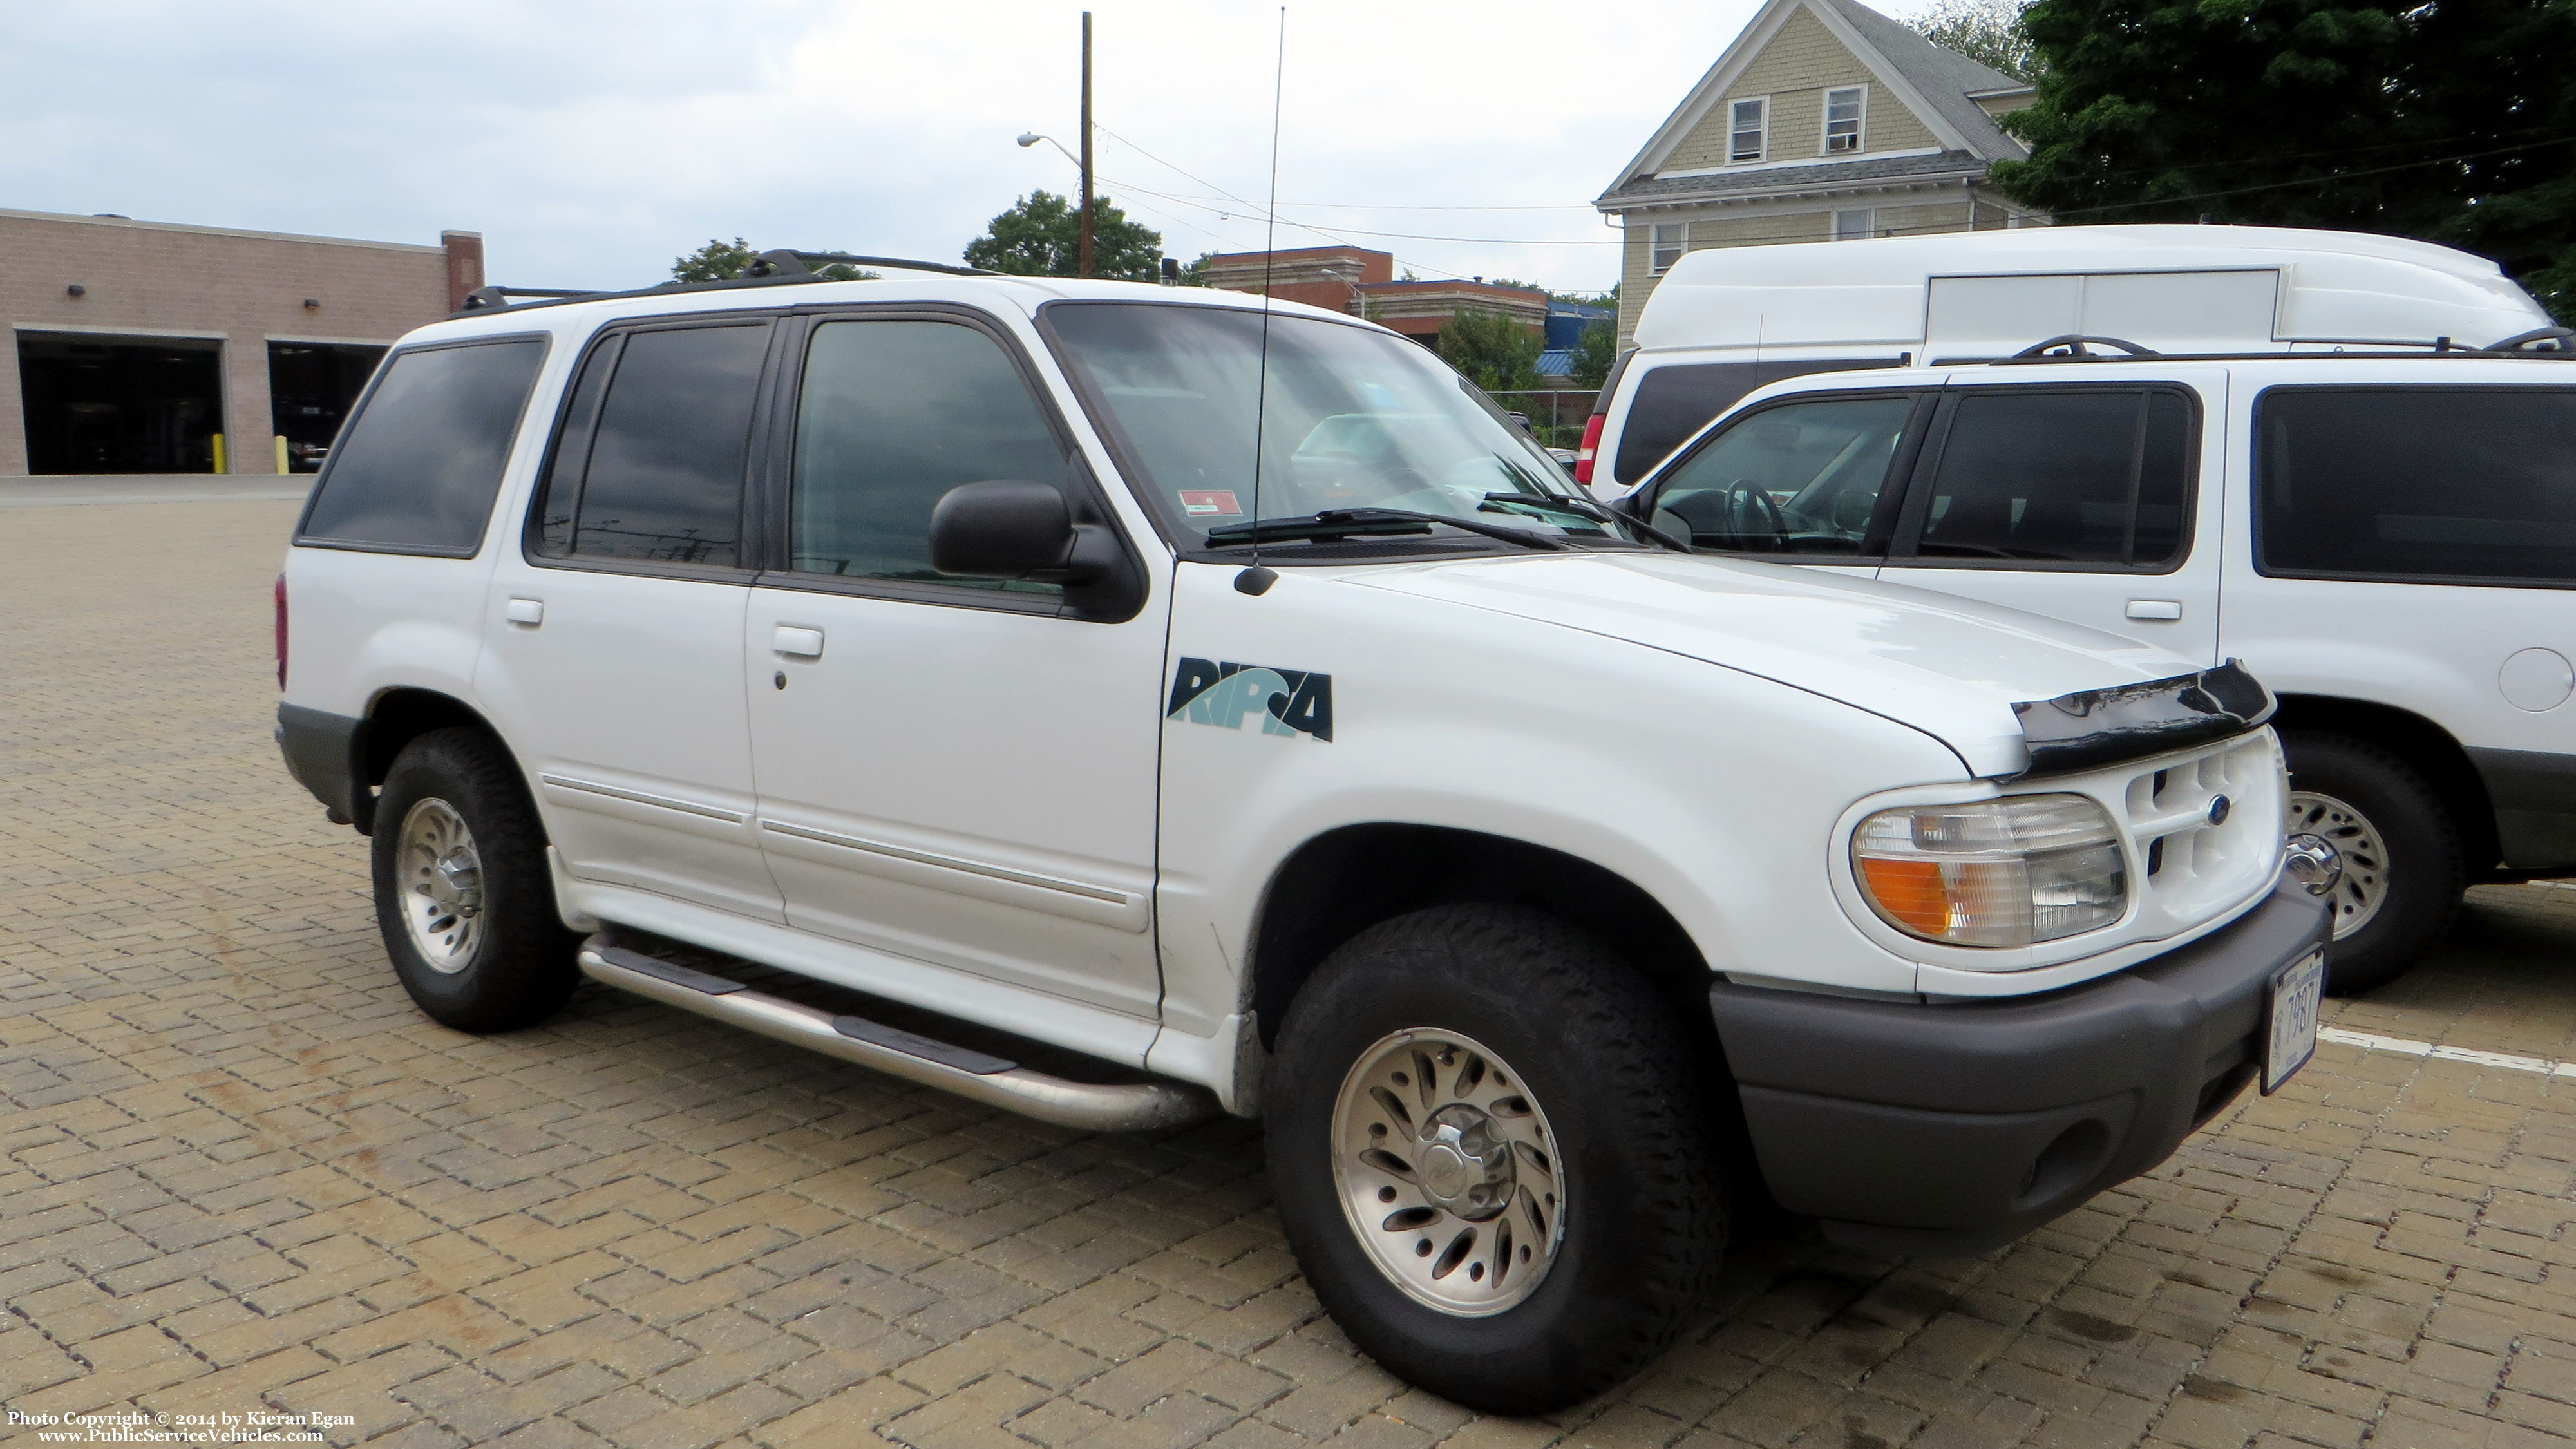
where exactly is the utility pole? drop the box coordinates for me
[1078,11,1095,279]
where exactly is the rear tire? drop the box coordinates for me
[371,727,578,1031]
[2282,731,2463,996]
[1264,905,1723,1413]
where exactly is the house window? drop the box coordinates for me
[1650,223,1687,274]
[1824,86,1865,153]
[1832,209,1875,241]
[1728,99,1766,163]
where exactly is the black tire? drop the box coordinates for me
[370,726,579,1031]
[1264,905,1724,1413]
[2283,731,2463,996]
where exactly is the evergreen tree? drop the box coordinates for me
[1987,0,2576,321]
[1438,308,1544,392]
[1569,321,1619,390]
[963,191,1165,281]
[1908,0,2040,82]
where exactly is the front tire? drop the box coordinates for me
[1265,905,1723,1413]
[2283,731,2463,996]
[371,727,578,1031]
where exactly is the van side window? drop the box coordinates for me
[535,322,769,567]
[2259,388,2576,585]
[298,338,544,555]
[1614,358,1903,484]
[1649,395,1914,555]
[786,319,1072,596]
[1899,389,2193,569]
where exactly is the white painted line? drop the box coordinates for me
[2317,1026,2576,1078]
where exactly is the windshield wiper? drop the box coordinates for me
[1482,493,1694,553]
[1203,507,1577,551]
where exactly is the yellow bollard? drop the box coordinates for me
[274,435,290,475]
[211,433,227,475]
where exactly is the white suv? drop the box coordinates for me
[1602,343,2575,996]
[276,254,2327,1410]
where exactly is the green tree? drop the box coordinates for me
[1987,0,2576,321]
[1569,321,1619,390]
[1908,0,2040,82]
[1438,308,1544,391]
[671,237,875,282]
[963,191,1164,281]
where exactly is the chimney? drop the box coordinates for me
[440,231,486,312]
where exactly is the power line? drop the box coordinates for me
[1091,125,1493,280]
[1104,176,1623,245]
[2044,133,2576,218]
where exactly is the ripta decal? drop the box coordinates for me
[1165,657,1334,742]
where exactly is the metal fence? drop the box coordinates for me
[1487,390,1599,450]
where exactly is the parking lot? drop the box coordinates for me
[6,495,2576,1449]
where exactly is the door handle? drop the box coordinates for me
[773,625,825,658]
[506,598,544,626]
[2125,600,2184,621]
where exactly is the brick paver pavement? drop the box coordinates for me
[6,498,2576,1449]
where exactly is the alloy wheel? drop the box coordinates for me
[2287,790,2389,941]
[397,797,486,974]
[1330,1028,1565,1316]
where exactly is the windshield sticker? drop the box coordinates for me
[1179,491,1243,517]
[1166,658,1333,742]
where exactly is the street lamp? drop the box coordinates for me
[1012,13,1096,277]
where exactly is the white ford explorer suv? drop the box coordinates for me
[276,252,2329,1411]
[1588,226,2574,996]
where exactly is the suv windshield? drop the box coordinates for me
[1044,301,1641,553]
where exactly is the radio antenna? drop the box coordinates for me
[1247,6,1286,567]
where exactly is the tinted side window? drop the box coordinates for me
[1904,390,2193,568]
[2260,388,2576,585]
[1612,357,1900,484]
[789,319,1074,596]
[537,322,769,567]
[1649,395,1915,555]
[298,339,544,553]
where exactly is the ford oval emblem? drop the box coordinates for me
[2207,794,2232,826]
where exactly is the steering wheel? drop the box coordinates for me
[1723,481,1790,549]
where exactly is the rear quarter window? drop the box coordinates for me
[2257,386,2576,586]
[297,336,547,555]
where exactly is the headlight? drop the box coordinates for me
[1851,794,2127,947]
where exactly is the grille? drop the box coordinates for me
[2117,732,2285,931]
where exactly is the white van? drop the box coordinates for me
[1588,226,2573,993]
[278,251,2326,1410]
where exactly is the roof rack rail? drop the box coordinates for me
[1940,326,2576,366]
[459,285,601,311]
[2011,334,2163,359]
[446,249,1004,320]
[746,249,994,279]
[2482,325,2575,353]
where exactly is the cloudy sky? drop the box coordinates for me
[0,0,1927,296]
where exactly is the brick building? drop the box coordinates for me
[1,209,484,477]
[1197,246,1549,349]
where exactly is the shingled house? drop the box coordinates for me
[1595,0,2042,342]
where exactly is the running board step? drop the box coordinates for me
[577,938,1217,1132]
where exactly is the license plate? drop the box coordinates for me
[2263,949,2325,1094]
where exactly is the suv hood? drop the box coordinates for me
[1347,553,2190,777]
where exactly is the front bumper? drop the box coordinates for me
[1709,882,2330,1256]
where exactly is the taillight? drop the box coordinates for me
[1573,413,1605,485]
[274,573,289,690]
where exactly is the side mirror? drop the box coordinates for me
[929,479,1126,596]
[931,480,1079,579]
